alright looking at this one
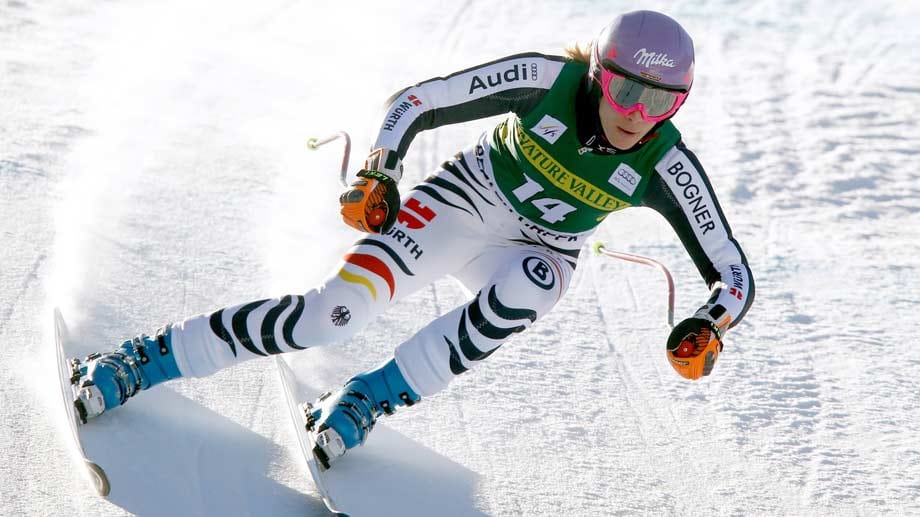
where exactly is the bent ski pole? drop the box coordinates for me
[307,131,352,187]
[593,242,675,328]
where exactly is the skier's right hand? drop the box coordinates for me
[339,148,402,234]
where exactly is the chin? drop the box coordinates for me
[611,137,641,150]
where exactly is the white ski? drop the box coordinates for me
[276,355,346,515]
[53,308,111,497]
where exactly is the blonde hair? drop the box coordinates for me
[564,42,592,64]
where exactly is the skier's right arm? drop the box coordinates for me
[374,53,568,159]
[340,54,568,233]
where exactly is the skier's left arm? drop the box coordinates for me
[642,141,756,380]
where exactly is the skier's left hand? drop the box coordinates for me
[666,308,725,380]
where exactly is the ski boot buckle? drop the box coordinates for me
[312,427,346,471]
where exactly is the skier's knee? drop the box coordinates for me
[288,282,377,347]
[491,252,571,318]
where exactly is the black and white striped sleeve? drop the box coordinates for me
[642,141,755,330]
[371,53,569,160]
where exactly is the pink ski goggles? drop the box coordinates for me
[599,66,689,122]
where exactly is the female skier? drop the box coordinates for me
[71,10,754,467]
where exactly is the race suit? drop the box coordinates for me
[166,53,755,397]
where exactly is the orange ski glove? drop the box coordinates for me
[666,306,729,380]
[339,148,402,234]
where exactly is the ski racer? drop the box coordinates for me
[69,10,755,467]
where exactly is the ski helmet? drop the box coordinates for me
[589,11,695,120]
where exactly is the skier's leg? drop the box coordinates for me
[71,272,390,421]
[311,245,574,461]
[167,278,382,379]
[71,281,369,420]
[397,246,573,396]
[74,162,491,421]
[168,183,490,378]
[172,146,504,380]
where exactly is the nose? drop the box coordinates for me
[625,109,645,123]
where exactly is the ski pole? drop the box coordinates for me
[307,131,352,187]
[593,242,675,328]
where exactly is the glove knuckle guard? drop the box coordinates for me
[340,190,365,204]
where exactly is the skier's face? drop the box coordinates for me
[598,100,656,150]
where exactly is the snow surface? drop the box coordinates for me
[2,0,919,515]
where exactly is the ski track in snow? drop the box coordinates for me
[2,0,919,516]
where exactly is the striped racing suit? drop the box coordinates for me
[167,53,755,397]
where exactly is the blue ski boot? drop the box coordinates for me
[70,327,181,423]
[305,358,420,469]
